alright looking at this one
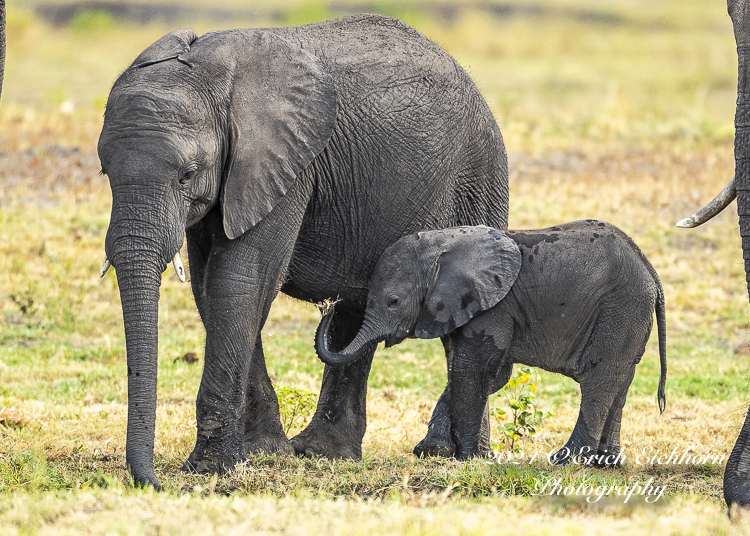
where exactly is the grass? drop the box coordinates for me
[1,0,750,533]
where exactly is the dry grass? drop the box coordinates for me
[5,491,750,536]
[2,0,750,533]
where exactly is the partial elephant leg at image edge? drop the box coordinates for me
[724,0,750,510]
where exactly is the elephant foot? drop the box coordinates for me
[590,447,623,468]
[181,448,244,475]
[413,436,456,458]
[412,407,457,459]
[242,406,295,456]
[243,434,294,456]
[290,418,362,460]
[549,443,600,465]
[183,416,245,475]
[183,435,292,475]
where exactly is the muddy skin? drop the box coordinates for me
[316,222,666,462]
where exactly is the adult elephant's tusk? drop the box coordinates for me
[676,176,736,228]
[172,252,186,283]
[99,256,111,278]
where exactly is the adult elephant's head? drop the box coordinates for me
[315,227,521,365]
[678,0,750,510]
[98,29,337,488]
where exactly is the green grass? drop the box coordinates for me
[1,143,747,533]
[2,0,750,533]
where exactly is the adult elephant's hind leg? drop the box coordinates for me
[291,308,373,459]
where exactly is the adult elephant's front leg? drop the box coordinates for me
[243,334,294,455]
[183,202,304,474]
[186,215,292,463]
[291,309,373,459]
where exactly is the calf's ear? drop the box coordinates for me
[414,226,521,339]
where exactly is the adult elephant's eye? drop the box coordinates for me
[387,295,400,308]
[179,170,195,185]
[179,163,198,185]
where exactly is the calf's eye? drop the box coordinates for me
[387,295,400,308]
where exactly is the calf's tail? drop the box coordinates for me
[655,281,667,414]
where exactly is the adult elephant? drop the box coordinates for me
[98,14,508,489]
[678,0,750,510]
[0,0,5,101]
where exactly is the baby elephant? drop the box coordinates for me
[315,221,666,463]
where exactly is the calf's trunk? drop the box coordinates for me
[315,308,380,366]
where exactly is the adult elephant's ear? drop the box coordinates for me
[221,31,338,239]
[414,226,521,339]
[133,29,199,68]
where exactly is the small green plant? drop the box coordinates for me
[490,366,553,453]
[275,386,318,435]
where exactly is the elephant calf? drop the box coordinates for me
[315,221,666,463]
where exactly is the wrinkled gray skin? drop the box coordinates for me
[98,14,509,488]
[316,222,667,461]
[0,0,5,102]
[677,0,750,510]
[728,0,750,510]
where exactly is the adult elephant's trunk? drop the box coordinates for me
[315,307,380,366]
[116,260,163,489]
[725,0,750,510]
[103,191,184,490]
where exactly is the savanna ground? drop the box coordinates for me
[1,0,750,533]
